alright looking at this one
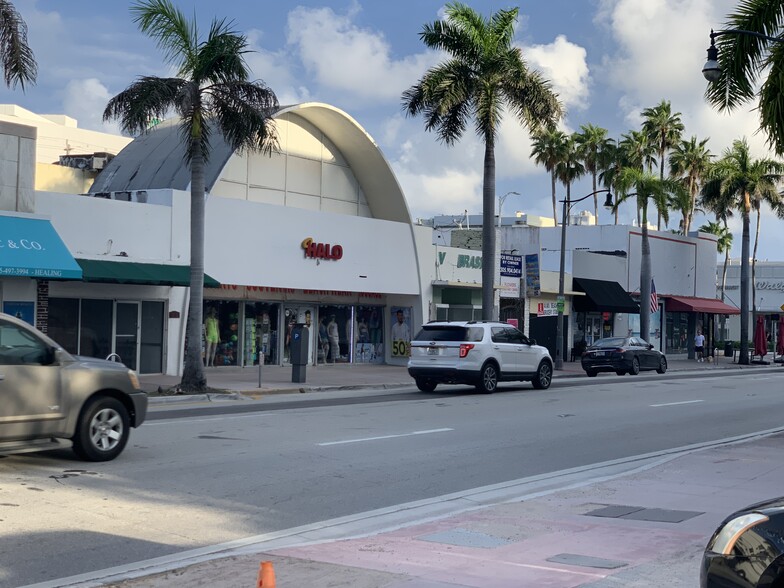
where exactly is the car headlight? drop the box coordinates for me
[708,513,770,555]
[127,370,141,390]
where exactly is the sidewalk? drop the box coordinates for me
[140,352,783,401]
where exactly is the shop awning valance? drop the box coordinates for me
[664,295,740,315]
[0,215,82,280]
[572,277,640,313]
[76,259,220,288]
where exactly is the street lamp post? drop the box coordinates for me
[554,189,614,370]
[498,191,520,228]
[702,28,782,81]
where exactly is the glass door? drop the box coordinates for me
[115,302,140,370]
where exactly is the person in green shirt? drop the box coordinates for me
[205,307,220,367]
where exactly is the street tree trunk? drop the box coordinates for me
[551,171,558,225]
[739,192,751,365]
[181,138,208,391]
[592,166,598,223]
[639,201,652,342]
[481,135,496,320]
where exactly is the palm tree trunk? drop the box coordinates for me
[720,238,729,341]
[181,138,208,390]
[640,202,651,342]
[739,194,751,365]
[592,169,598,222]
[614,189,619,225]
[551,171,557,225]
[752,207,761,317]
[657,151,664,230]
[685,176,696,234]
[481,135,496,320]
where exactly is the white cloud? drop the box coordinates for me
[61,79,121,134]
[285,5,437,104]
[245,30,311,106]
[523,35,590,111]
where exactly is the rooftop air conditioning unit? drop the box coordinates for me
[91,156,107,170]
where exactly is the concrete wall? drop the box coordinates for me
[0,104,131,164]
[214,114,372,218]
[0,121,36,213]
[35,163,96,194]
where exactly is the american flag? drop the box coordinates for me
[650,279,658,314]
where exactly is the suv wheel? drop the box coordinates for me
[476,362,498,394]
[415,378,437,392]
[585,369,598,377]
[532,361,552,390]
[656,356,667,374]
[630,356,641,375]
[72,396,130,462]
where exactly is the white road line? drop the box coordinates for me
[145,413,273,425]
[318,428,454,446]
[650,400,704,407]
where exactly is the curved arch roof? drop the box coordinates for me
[89,102,412,224]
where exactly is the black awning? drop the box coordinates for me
[573,277,640,313]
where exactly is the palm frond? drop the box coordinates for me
[103,76,187,136]
[192,20,250,84]
[207,80,279,155]
[0,0,36,89]
[131,0,196,73]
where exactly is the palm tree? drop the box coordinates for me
[701,138,782,364]
[704,0,784,155]
[642,100,684,230]
[699,220,733,341]
[598,139,623,224]
[402,2,561,319]
[531,128,567,225]
[619,130,657,226]
[555,134,586,222]
[669,136,712,234]
[575,123,612,221]
[614,169,676,345]
[0,0,36,89]
[104,0,278,391]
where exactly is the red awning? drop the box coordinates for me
[664,296,740,314]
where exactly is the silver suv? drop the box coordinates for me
[407,321,553,393]
[0,312,147,461]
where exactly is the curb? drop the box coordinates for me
[145,364,781,405]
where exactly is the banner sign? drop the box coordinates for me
[500,254,522,277]
[537,302,558,317]
[525,254,541,297]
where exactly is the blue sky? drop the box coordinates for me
[3,0,781,261]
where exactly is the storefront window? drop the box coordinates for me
[245,302,278,365]
[666,312,689,353]
[80,299,113,359]
[356,305,383,363]
[48,298,79,354]
[319,305,352,363]
[204,301,239,366]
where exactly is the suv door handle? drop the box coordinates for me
[0,374,4,380]
[493,345,500,349]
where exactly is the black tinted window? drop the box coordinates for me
[592,337,627,348]
[491,327,508,343]
[415,326,470,342]
[505,328,528,344]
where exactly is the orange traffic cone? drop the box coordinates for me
[257,561,275,587]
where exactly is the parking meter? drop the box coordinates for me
[290,323,309,383]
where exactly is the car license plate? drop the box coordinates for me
[427,347,438,355]
[595,351,605,357]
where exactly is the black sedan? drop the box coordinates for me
[580,336,667,377]
[701,497,784,587]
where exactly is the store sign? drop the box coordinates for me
[500,254,522,277]
[525,254,541,297]
[457,254,482,269]
[499,277,520,298]
[537,302,558,317]
[301,237,343,260]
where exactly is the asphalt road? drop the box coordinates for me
[2,370,782,587]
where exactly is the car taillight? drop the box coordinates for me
[459,344,475,358]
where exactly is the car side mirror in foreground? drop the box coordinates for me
[647,344,654,350]
[530,339,537,346]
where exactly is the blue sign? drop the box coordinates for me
[3,301,34,325]
[0,215,82,280]
[500,254,522,277]
[525,254,541,296]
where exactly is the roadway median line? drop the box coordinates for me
[650,399,704,407]
[317,428,454,446]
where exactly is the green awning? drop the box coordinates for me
[76,259,220,288]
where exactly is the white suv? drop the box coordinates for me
[407,321,553,393]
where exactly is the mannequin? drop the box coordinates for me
[327,315,339,363]
[204,307,220,367]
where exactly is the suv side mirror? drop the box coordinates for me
[647,344,654,350]
[530,339,537,346]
